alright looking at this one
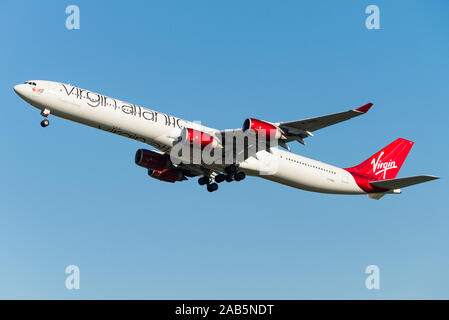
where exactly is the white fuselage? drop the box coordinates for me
[14,80,365,195]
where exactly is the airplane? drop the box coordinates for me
[13,80,439,199]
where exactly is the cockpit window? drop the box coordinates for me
[23,82,36,86]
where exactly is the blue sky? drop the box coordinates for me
[1,0,448,299]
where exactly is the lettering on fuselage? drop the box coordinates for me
[60,83,185,129]
[98,124,147,143]
[97,124,170,152]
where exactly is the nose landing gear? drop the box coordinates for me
[40,119,50,127]
[40,108,51,128]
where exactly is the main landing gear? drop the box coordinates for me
[215,171,246,183]
[198,165,247,192]
[40,108,51,128]
[207,183,218,192]
[198,176,209,186]
[221,164,246,182]
[198,176,219,193]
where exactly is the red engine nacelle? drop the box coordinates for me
[242,118,282,140]
[181,128,218,148]
[135,149,171,170]
[148,169,184,183]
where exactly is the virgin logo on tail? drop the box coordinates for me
[371,152,397,179]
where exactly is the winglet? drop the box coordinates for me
[355,103,373,114]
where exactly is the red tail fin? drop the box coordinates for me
[345,138,414,181]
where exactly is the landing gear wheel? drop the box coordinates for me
[207,183,218,192]
[234,171,246,181]
[225,164,237,175]
[198,176,209,185]
[40,119,50,128]
[215,174,226,183]
[225,174,234,183]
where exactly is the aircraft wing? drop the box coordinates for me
[276,103,373,144]
[215,103,373,163]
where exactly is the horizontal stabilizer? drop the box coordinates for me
[369,175,439,190]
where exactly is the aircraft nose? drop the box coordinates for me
[13,84,28,99]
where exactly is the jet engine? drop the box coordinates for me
[135,149,171,170]
[180,128,218,148]
[148,168,184,183]
[242,118,282,140]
